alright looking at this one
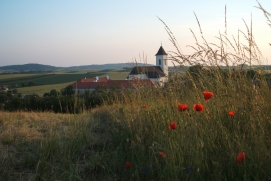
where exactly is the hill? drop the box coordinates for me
[0,63,154,72]
[65,63,153,71]
[0,63,59,72]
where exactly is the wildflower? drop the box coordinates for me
[237,151,245,164]
[142,104,147,108]
[228,111,235,116]
[159,152,166,158]
[125,162,131,169]
[178,103,189,112]
[193,103,204,112]
[203,91,214,101]
[168,122,177,130]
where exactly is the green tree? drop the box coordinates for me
[188,64,204,78]
[43,92,50,97]
[12,89,18,94]
[49,89,59,96]
[0,93,8,103]
[61,85,75,96]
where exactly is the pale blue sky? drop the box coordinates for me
[0,0,270,67]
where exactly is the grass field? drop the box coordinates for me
[16,82,75,96]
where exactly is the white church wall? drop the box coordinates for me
[156,55,168,77]
[127,74,148,80]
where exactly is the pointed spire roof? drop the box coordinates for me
[155,46,167,56]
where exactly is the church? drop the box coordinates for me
[71,45,168,93]
[126,46,168,86]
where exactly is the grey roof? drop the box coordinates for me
[155,46,167,56]
[128,66,166,78]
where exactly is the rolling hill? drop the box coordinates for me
[0,63,154,72]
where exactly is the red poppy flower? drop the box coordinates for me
[168,122,177,130]
[142,104,147,108]
[178,103,189,112]
[125,162,131,169]
[203,91,214,101]
[193,104,204,112]
[237,151,245,164]
[228,111,235,116]
[159,152,166,158]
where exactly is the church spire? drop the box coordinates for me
[155,46,167,56]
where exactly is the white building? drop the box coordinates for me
[127,46,168,86]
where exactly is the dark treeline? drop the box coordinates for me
[0,85,130,113]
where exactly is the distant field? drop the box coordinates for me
[0,73,39,80]
[0,72,104,86]
[1,69,131,96]
[16,82,75,96]
[102,71,130,80]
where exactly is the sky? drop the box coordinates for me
[0,0,270,67]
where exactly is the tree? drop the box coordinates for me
[0,93,8,103]
[12,89,18,94]
[246,69,257,79]
[187,64,205,81]
[43,92,50,97]
[49,89,59,96]
[61,85,75,96]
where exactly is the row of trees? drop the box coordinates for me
[1,85,127,113]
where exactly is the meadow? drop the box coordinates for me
[1,72,271,180]
[1,2,271,180]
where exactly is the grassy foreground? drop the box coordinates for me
[0,111,111,180]
[1,75,271,180]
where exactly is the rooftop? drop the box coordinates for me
[128,66,166,78]
[155,46,167,56]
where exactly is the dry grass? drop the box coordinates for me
[0,112,113,181]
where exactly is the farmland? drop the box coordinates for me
[0,69,130,96]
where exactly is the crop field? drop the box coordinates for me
[0,72,101,86]
[0,73,39,80]
[16,82,75,96]
[0,69,131,96]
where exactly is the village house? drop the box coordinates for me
[71,76,155,94]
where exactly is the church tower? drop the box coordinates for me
[155,46,168,77]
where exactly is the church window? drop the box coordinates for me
[165,60,166,65]
[159,59,161,65]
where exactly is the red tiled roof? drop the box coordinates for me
[71,79,155,89]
